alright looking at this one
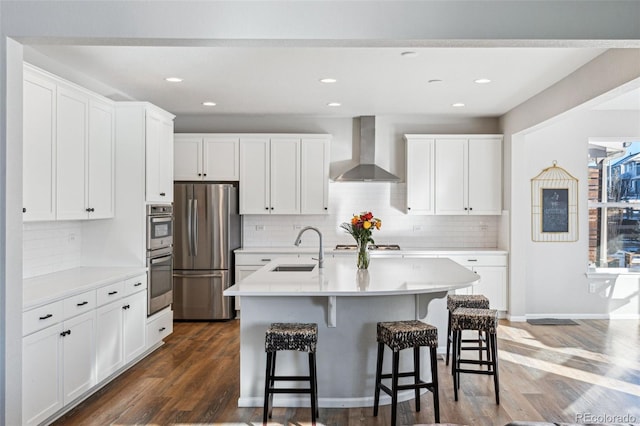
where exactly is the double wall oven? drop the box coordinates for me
[146,204,174,316]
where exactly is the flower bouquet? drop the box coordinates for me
[340,212,382,269]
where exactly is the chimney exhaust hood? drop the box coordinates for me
[334,116,401,182]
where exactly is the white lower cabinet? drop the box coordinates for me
[146,306,174,348]
[447,254,508,311]
[22,272,162,425]
[23,309,96,426]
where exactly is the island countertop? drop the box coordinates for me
[224,255,479,297]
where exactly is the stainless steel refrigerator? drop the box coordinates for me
[173,183,241,320]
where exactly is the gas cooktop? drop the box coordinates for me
[335,244,401,251]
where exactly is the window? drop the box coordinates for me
[588,140,640,269]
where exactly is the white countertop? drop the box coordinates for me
[23,266,148,309]
[224,255,479,297]
[236,246,508,255]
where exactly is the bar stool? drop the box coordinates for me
[373,320,440,426]
[446,294,490,366]
[451,307,500,404]
[263,322,319,425]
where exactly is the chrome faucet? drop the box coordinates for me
[294,226,324,268]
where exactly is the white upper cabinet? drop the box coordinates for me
[23,64,114,221]
[239,137,272,214]
[239,134,331,215]
[23,66,56,221]
[467,137,503,215]
[145,107,174,203]
[174,134,240,181]
[404,136,435,215]
[301,137,331,214]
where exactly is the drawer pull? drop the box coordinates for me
[122,304,130,310]
[467,259,478,262]
[261,259,271,262]
[39,314,53,320]
[76,301,89,307]
[60,330,71,337]
[134,282,143,287]
[108,291,118,295]
[159,327,166,332]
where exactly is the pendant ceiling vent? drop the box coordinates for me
[335,116,401,182]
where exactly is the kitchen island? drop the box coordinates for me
[224,255,478,408]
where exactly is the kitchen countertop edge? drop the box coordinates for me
[236,247,508,255]
[23,266,148,310]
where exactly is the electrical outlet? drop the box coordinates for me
[479,223,489,231]
[68,233,76,242]
[413,225,423,232]
[589,282,596,293]
[255,225,265,231]
[293,225,303,230]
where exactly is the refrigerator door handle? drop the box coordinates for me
[172,273,224,279]
[193,198,198,257]
[187,198,193,257]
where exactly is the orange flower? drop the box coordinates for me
[375,221,381,230]
[351,216,359,225]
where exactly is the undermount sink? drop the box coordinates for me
[271,264,316,272]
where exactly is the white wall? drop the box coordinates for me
[514,110,640,316]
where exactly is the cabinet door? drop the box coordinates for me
[62,310,96,403]
[56,85,89,220]
[23,70,57,221]
[234,266,261,310]
[23,324,63,426]
[435,138,468,215]
[270,138,300,214]
[472,266,507,311]
[123,291,147,362]
[174,135,203,180]
[301,138,330,214]
[146,110,174,202]
[239,138,270,214]
[87,98,115,219]
[406,138,435,215]
[203,136,240,181]
[96,300,124,382]
[468,137,502,215]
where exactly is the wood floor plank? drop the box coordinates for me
[53,319,640,426]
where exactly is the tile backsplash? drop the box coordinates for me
[242,182,499,248]
[23,221,82,278]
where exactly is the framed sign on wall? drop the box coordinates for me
[531,161,578,242]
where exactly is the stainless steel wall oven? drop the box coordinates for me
[147,204,174,316]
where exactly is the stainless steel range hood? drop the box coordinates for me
[335,116,401,182]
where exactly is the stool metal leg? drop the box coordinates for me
[263,352,273,424]
[429,346,440,423]
[373,342,384,416]
[308,353,317,425]
[490,332,500,405]
[413,346,421,412]
[445,310,452,365]
[391,350,400,426]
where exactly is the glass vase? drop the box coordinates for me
[356,240,370,269]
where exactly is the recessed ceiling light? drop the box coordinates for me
[474,78,492,84]
[165,77,183,83]
[427,79,443,84]
[202,101,217,107]
[401,51,418,57]
[452,103,466,108]
[327,102,341,107]
[320,78,337,83]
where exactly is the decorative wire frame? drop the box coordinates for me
[531,161,578,242]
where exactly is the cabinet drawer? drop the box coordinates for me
[96,281,125,306]
[63,290,96,320]
[23,300,64,336]
[235,253,282,265]
[124,274,147,296]
[146,308,173,347]
[445,255,507,267]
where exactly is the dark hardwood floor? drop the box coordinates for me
[53,319,640,426]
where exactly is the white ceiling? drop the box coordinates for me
[27,45,626,118]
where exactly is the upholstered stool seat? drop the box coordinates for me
[373,320,440,426]
[263,323,318,425]
[451,307,500,404]
[446,294,490,366]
